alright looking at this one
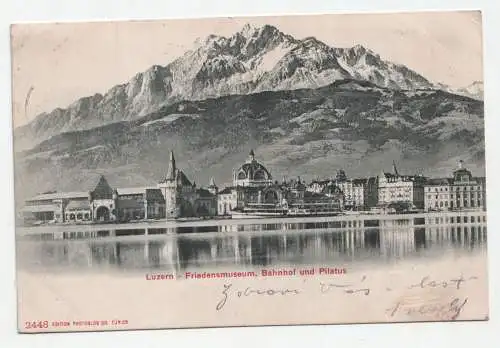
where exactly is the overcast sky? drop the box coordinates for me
[11,10,483,128]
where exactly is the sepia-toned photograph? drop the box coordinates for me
[11,10,488,333]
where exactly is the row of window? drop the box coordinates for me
[425,185,482,192]
[382,188,412,192]
[65,213,90,221]
[428,199,483,208]
[427,193,482,199]
[429,215,486,224]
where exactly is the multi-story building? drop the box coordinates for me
[424,178,453,211]
[365,177,379,208]
[424,160,486,211]
[377,162,427,209]
[336,178,379,210]
[115,187,166,221]
[301,181,344,213]
[307,172,378,210]
[217,187,238,216]
[307,179,331,195]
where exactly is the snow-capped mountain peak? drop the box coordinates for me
[18,23,442,147]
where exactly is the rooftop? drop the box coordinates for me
[65,200,91,211]
[426,178,454,186]
[145,188,165,201]
[22,204,60,213]
[116,187,149,195]
[28,191,88,201]
[197,188,215,198]
[218,187,234,195]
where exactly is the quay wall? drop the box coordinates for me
[16,210,487,237]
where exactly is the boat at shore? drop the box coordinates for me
[230,207,342,219]
[230,208,287,219]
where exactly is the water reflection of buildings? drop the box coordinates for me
[21,221,487,273]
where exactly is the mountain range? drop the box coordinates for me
[15,23,445,151]
[13,24,485,206]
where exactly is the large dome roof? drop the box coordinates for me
[236,161,272,181]
[235,150,272,182]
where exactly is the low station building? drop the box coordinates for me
[22,151,217,225]
[22,176,168,224]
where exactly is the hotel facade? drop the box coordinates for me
[377,162,427,210]
[424,160,486,211]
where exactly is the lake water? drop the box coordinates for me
[16,217,488,275]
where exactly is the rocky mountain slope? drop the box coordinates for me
[14,80,485,206]
[14,24,436,151]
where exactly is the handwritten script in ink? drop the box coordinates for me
[385,297,469,320]
[216,283,301,311]
[215,274,478,321]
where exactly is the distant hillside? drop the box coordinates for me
[14,80,485,208]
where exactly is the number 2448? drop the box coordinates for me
[25,321,49,329]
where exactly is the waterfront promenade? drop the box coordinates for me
[16,210,487,239]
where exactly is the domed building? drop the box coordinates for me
[216,150,276,216]
[217,151,346,217]
[232,150,273,187]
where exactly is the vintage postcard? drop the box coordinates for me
[11,11,488,333]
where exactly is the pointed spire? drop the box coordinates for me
[209,177,216,187]
[392,160,399,176]
[167,150,176,180]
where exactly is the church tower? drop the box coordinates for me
[158,150,180,219]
